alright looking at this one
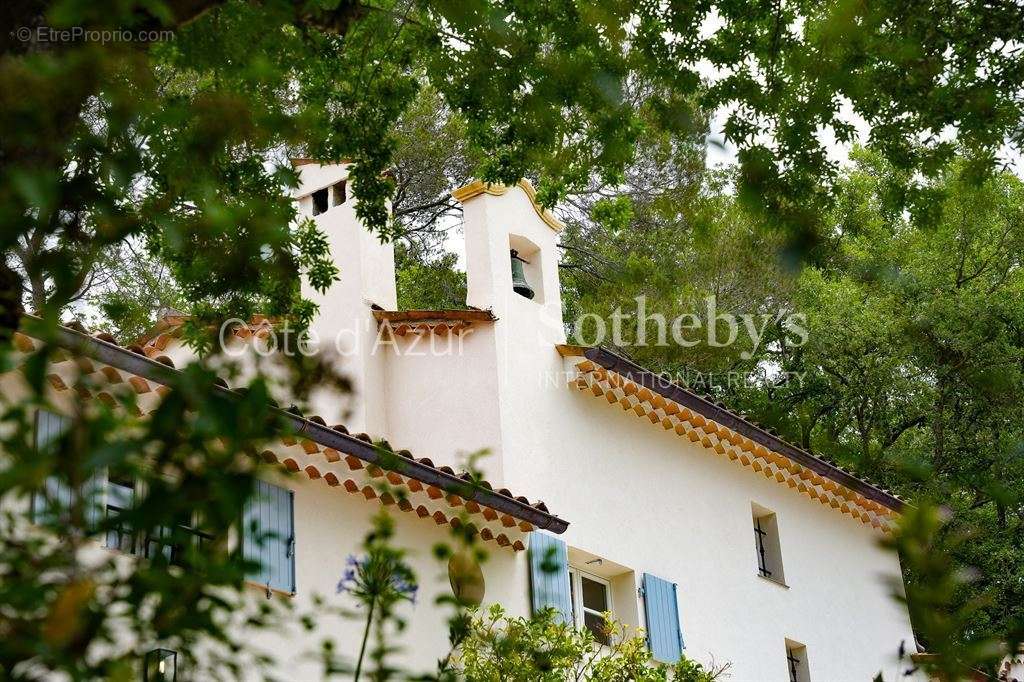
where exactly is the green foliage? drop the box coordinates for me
[86,242,188,341]
[552,149,1024,661]
[880,503,1021,681]
[0,334,303,679]
[395,242,467,310]
[765,156,1024,655]
[561,182,795,375]
[6,0,1023,328]
[4,0,1024,678]
[448,605,728,682]
[390,88,476,253]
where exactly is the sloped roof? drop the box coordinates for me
[9,320,568,549]
[372,308,496,336]
[559,345,904,531]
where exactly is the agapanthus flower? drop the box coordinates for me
[336,553,417,604]
[336,554,365,594]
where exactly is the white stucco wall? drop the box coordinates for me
[285,172,917,680]
[296,162,396,435]
[502,367,915,680]
[243,470,530,680]
[381,325,508,481]
[7,167,920,681]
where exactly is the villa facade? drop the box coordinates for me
[8,161,919,681]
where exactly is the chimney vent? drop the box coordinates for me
[312,187,328,215]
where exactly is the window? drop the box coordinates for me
[311,187,328,215]
[332,180,347,206]
[99,473,216,563]
[144,511,213,567]
[786,640,810,682]
[752,503,786,585]
[29,410,218,564]
[568,568,612,644]
[105,471,137,554]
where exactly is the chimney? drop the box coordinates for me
[294,161,396,433]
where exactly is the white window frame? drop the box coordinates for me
[786,641,811,682]
[752,504,787,586]
[104,468,138,554]
[568,567,613,640]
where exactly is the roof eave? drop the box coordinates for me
[372,309,497,323]
[581,346,906,513]
[32,318,568,534]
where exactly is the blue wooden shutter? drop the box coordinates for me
[243,480,296,594]
[643,573,683,663]
[32,411,73,523]
[33,411,105,530]
[528,532,572,624]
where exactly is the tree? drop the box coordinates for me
[773,153,1024,655]
[4,0,1024,678]
[389,88,476,254]
[549,149,1024,661]
[85,240,189,341]
[395,241,467,310]
[6,0,1024,327]
[6,227,117,314]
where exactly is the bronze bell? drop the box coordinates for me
[510,249,535,299]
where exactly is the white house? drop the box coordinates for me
[8,161,920,681]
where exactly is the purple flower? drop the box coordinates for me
[336,554,364,594]
[335,553,417,603]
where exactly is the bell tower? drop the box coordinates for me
[454,179,565,341]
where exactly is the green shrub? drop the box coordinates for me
[447,605,729,682]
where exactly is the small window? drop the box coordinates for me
[311,187,329,215]
[786,641,810,682]
[568,568,612,644]
[332,180,347,206]
[752,504,786,585]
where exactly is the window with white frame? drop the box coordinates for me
[568,567,612,644]
[786,640,810,682]
[105,469,137,555]
[752,503,786,585]
[144,509,212,567]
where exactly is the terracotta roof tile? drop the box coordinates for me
[371,308,496,336]
[562,346,902,532]
[16,317,566,540]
